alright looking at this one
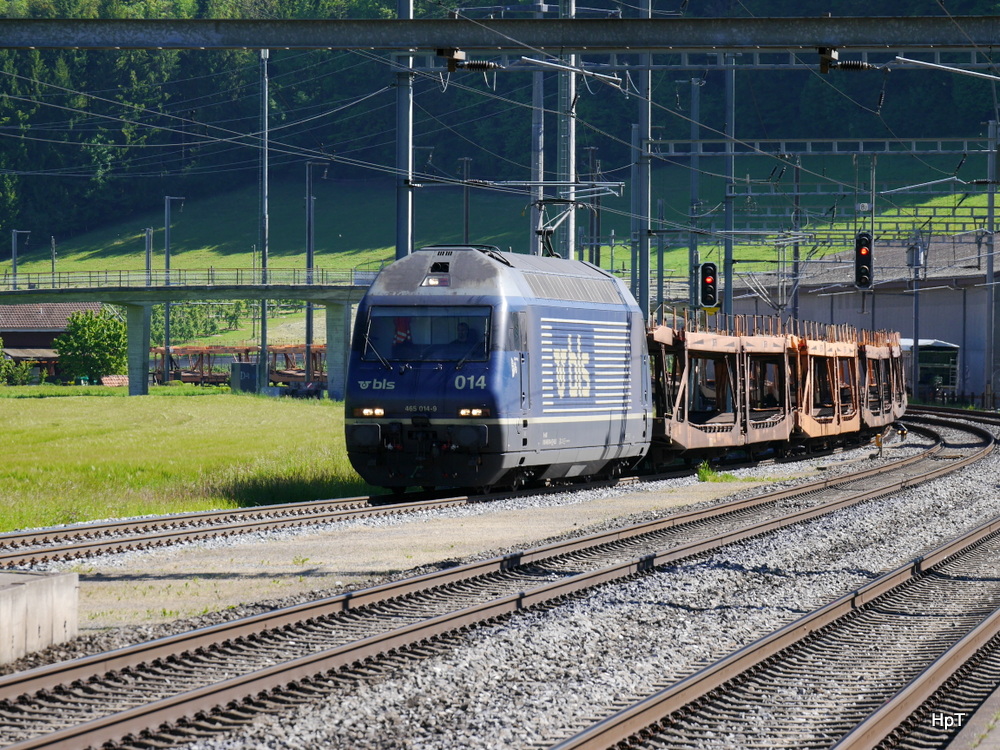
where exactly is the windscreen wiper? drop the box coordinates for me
[364,334,393,371]
[455,343,482,371]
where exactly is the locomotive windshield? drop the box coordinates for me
[363,305,491,363]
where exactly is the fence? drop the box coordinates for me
[0,267,374,294]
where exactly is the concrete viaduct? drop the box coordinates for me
[0,268,369,398]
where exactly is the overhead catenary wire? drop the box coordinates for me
[0,48,544,200]
[0,11,994,247]
[0,36,892,223]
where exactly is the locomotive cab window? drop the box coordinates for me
[363,305,491,363]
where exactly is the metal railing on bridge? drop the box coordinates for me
[0,267,379,294]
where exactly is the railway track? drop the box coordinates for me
[0,446,846,569]
[912,403,1000,426]
[0,493,468,568]
[0,416,988,749]
[542,407,1000,750]
[549,496,1000,750]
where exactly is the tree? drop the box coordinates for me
[0,335,9,383]
[54,307,127,383]
[5,360,34,385]
[0,334,34,385]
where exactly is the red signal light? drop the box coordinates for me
[854,231,874,289]
[698,262,718,307]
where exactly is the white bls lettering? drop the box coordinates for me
[553,334,591,398]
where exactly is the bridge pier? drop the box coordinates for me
[118,299,354,399]
[3,274,365,397]
[123,303,152,396]
[324,301,356,400]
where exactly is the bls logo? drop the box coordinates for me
[359,379,396,390]
[553,334,591,398]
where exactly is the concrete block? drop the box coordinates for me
[23,575,50,653]
[50,574,78,645]
[0,571,78,665]
[0,578,27,664]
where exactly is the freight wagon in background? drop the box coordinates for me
[900,338,960,403]
[646,315,906,468]
[344,246,906,493]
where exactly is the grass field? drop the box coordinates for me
[0,386,377,533]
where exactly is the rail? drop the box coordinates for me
[550,415,996,750]
[0,267,378,293]
[0,423,950,750]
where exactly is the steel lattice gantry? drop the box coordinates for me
[0,16,999,53]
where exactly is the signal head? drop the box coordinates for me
[699,262,718,307]
[854,232,874,289]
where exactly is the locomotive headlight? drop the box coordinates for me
[458,407,490,417]
[420,274,450,287]
[354,407,385,417]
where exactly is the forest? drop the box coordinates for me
[1,0,1000,243]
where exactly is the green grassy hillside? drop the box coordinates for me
[12,175,602,275]
[8,153,988,315]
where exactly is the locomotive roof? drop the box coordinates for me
[369,246,636,307]
[499,251,611,278]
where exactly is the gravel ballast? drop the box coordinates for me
[34,450,892,635]
[172,428,995,750]
[11,428,984,749]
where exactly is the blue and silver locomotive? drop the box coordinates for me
[344,245,651,492]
